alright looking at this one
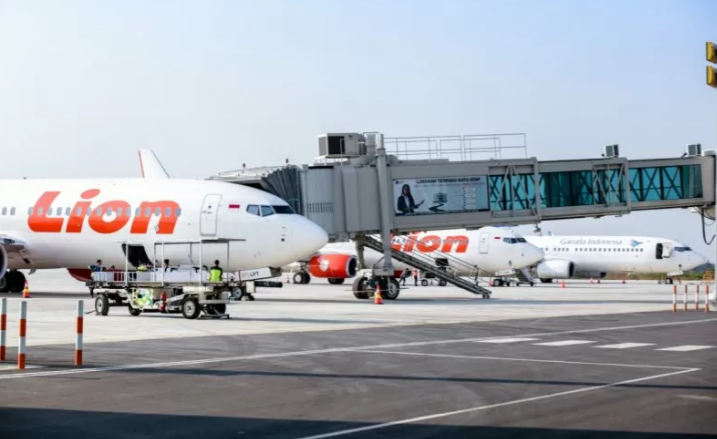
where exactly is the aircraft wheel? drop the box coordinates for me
[666,278,674,285]
[292,273,304,284]
[382,278,400,300]
[232,287,245,300]
[421,279,428,286]
[8,271,25,293]
[128,305,141,316]
[492,279,503,287]
[438,279,447,287]
[182,298,200,319]
[352,276,369,299]
[0,274,7,293]
[540,278,553,284]
[328,278,345,285]
[95,294,110,316]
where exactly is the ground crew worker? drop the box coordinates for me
[87,260,104,298]
[210,260,223,282]
[399,268,410,286]
[413,268,419,286]
[89,259,104,273]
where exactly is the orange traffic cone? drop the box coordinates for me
[374,285,383,305]
[22,281,30,298]
[561,280,566,289]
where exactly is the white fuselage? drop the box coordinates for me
[295,227,544,275]
[525,235,707,275]
[0,179,328,273]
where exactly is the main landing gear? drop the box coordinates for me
[292,271,311,285]
[0,270,26,293]
[351,272,400,300]
[658,277,675,285]
[291,271,345,285]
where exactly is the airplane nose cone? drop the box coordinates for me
[292,217,329,260]
[692,252,708,269]
[526,245,545,265]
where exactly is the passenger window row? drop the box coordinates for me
[1,206,182,218]
[544,247,644,253]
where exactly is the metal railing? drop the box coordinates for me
[384,133,528,162]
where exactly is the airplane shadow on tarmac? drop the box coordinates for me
[0,407,711,439]
[102,368,717,392]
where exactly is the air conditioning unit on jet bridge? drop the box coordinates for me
[318,133,366,158]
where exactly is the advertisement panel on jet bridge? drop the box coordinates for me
[393,176,489,216]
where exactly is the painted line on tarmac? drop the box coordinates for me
[0,318,714,380]
[356,350,692,370]
[295,368,701,439]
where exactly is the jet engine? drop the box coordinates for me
[536,259,575,279]
[0,245,7,280]
[307,254,358,279]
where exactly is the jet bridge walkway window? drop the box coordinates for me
[628,165,703,202]
[488,164,704,211]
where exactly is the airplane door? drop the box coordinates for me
[479,232,489,254]
[200,194,222,236]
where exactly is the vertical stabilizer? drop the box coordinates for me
[138,150,170,178]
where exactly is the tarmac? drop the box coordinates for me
[0,270,715,438]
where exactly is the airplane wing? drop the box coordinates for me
[138,150,171,179]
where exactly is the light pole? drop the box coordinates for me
[707,42,717,299]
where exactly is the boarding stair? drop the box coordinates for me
[362,235,493,298]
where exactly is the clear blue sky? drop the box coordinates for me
[1,0,716,260]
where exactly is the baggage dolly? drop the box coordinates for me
[87,239,267,319]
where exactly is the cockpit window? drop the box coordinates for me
[247,205,260,216]
[272,205,293,214]
[260,205,274,217]
[503,238,518,244]
[674,246,692,252]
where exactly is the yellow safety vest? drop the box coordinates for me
[209,268,222,282]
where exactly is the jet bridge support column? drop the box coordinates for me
[374,133,395,278]
[354,235,366,269]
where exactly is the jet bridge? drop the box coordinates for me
[299,136,715,239]
[210,132,716,300]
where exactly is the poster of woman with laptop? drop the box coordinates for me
[394,177,489,216]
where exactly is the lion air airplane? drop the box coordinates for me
[287,227,545,285]
[0,153,328,293]
[524,234,707,284]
